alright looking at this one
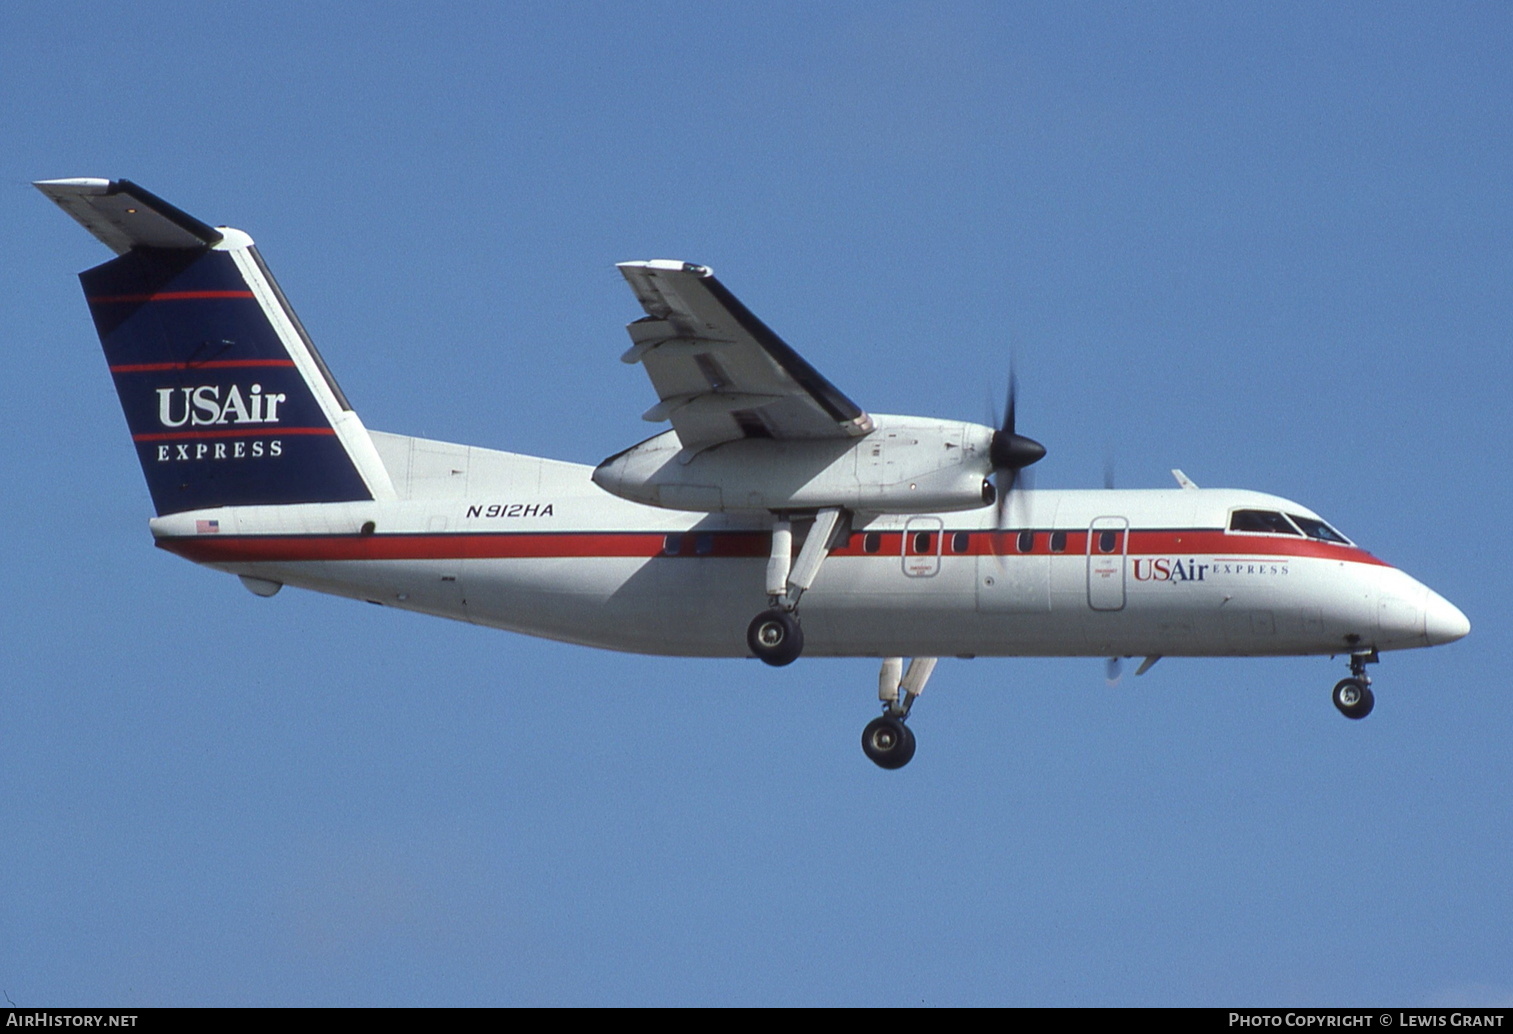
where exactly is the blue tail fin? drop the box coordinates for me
[38,179,392,515]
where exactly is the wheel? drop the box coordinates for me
[747,609,803,667]
[861,716,917,769]
[1332,678,1375,720]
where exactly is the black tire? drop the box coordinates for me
[1332,678,1375,720]
[861,716,917,769]
[747,609,803,667]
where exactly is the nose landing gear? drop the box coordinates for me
[1332,651,1377,720]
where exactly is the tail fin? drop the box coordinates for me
[37,178,393,515]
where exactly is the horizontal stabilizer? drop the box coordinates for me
[34,178,223,254]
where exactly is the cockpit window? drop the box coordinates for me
[1288,514,1351,544]
[1228,509,1301,536]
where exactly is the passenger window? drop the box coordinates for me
[863,532,881,554]
[913,531,934,554]
[1098,530,1118,553]
[662,534,683,556]
[1228,510,1301,535]
[1017,530,1034,553]
[951,531,969,554]
[694,533,714,556]
[1050,531,1067,553]
[1288,514,1350,544]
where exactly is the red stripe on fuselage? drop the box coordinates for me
[110,359,297,373]
[88,290,256,303]
[829,529,1384,565]
[161,531,721,563]
[158,528,1388,567]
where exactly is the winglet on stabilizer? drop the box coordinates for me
[34,178,224,254]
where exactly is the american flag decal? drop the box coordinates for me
[196,519,220,534]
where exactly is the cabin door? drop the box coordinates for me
[1086,516,1128,611]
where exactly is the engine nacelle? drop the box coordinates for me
[592,415,997,513]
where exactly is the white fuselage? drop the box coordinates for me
[148,431,1466,661]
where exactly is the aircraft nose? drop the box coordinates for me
[1423,588,1470,646]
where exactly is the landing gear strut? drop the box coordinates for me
[1332,650,1377,720]
[862,657,936,769]
[747,509,843,667]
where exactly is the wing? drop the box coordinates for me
[617,261,874,449]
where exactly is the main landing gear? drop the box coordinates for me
[746,609,802,666]
[862,657,937,770]
[747,509,843,667]
[1332,650,1377,720]
[741,512,934,769]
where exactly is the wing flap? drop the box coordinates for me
[616,261,872,448]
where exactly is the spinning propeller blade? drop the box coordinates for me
[989,368,1046,531]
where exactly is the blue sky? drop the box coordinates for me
[3,1,1509,1006]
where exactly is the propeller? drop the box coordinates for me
[988,369,1047,528]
